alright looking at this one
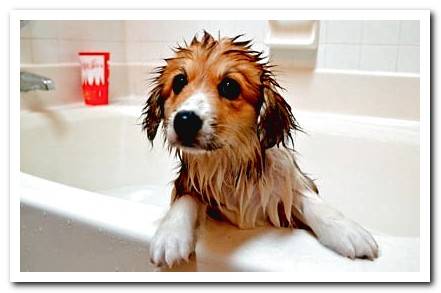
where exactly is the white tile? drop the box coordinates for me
[58,20,126,41]
[140,42,171,62]
[20,39,32,63]
[318,20,327,44]
[325,21,363,44]
[362,20,400,45]
[57,21,85,40]
[31,39,59,64]
[207,21,237,39]
[58,40,126,63]
[316,43,326,68]
[58,40,83,63]
[212,20,266,41]
[397,46,420,73]
[30,20,59,39]
[125,20,266,43]
[399,20,420,45]
[125,20,209,42]
[359,45,398,72]
[170,21,212,42]
[124,21,148,41]
[125,42,142,63]
[20,22,32,38]
[324,44,360,70]
[107,42,128,63]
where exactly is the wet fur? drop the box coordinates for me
[143,32,379,268]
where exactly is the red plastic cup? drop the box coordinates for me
[79,52,110,105]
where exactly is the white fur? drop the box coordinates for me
[167,91,215,146]
[299,192,379,259]
[177,91,212,121]
[150,148,379,268]
[152,82,378,267]
[177,147,378,263]
[149,195,201,267]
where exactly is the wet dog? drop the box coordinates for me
[142,32,379,268]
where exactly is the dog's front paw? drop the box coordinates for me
[149,224,196,268]
[316,218,379,260]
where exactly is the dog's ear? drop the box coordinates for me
[257,73,299,149]
[142,70,165,143]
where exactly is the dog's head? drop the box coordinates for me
[142,31,299,154]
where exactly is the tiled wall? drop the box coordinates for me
[124,20,267,63]
[317,20,420,73]
[20,20,127,63]
[21,20,420,74]
[20,20,266,65]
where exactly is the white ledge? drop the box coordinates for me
[20,173,419,274]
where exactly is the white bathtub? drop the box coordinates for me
[20,102,420,273]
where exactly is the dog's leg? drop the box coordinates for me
[296,191,379,260]
[149,194,202,267]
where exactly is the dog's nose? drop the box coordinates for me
[173,111,203,144]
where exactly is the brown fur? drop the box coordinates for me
[146,32,379,265]
[142,31,315,228]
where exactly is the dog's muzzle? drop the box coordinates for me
[173,110,203,146]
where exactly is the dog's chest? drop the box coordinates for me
[187,148,301,229]
[197,173,268,228]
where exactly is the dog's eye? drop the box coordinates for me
[218,78,240,100]
[172,74,188,95]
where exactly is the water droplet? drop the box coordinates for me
[66,219,72,226]
[114,266,120,272]
[38,226,43,232]
[98,227,103,233]
[43,211,48,217]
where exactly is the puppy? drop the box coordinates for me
[142,32,379,268]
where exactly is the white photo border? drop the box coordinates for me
[10,9,431,283]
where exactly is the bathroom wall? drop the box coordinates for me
[20,19,420,120]
[20,20,267,64]
[123,20,268,63]
[21,20,420,74]
[317,20,420,73]
[20,20,127,63]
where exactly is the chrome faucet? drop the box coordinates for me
[20,71,55,92]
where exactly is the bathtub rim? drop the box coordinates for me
[17,172,421,279]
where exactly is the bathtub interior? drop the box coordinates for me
[20,103,420,238]
[21,106,173,193]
